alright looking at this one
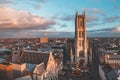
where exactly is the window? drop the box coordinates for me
[79,40,84,47]
[79,31,84,38]
[80,21,83,26]
[79,31,82,38]
[82,40,84,47]
[79,40,82,46]
[79,51,84,57]
[82,32,84,37]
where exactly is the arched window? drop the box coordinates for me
[79,40,82,46]
[79,21,83,27]
[79,51,84,57]
[79,31,82,38]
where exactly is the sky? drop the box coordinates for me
[0,0,120,38]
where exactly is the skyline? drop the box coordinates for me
[0,0,120,38]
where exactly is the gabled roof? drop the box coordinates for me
[19,50,49,68]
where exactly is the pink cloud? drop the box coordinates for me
[111,26,120,32]
[0,6,56,30]
[82,8,105,16]
[0,0,13,4]
[87,16,98,23]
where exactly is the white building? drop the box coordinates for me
[14,50,63,80]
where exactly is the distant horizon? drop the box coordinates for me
[0,31,120,38]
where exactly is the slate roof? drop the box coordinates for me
[0,48,11,55]
[26,63,36,72]
[0,58,5,63]
[19,50,49,69]
[106,70,119,80]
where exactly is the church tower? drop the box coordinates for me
[75,11,88,66]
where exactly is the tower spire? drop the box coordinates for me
[83,9,85,16]
[76,11,78,16]
[75,10,88,66]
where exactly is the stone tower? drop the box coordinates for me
[75,11,88,65]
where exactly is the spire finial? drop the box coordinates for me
[83,9,85,16]
[76,10,78,16]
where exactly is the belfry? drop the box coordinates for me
[75,11,88,66]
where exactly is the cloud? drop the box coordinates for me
[30,0,48,10]
[0,6,56,30]
[88,32,120,37]
[52,8,103,23]
[31,0,48,3]
[111,26,120,32]
[82,8,105,16]
[110,0,116,2]
[86,22,101,27]
[0,0,13,4]
[51,14,74,21]
[114,5,120,10]
[103,15,120,23]
[81,8,104,27]
[34,4,42,10]
[93,8,105,16]
[87,26,120,33]
[60,15,74,21]
[87,26,120,37]
[60,24,67,28]
[0,30,74,38]
[86,16,98,23]
[87,28,111,33]
[51,10,100,28]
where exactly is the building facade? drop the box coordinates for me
[39,38,48,43]
[75,11,88,65]
[0,63,13,80]
[14,50,63,80]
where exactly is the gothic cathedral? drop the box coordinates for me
[75,11,88,66]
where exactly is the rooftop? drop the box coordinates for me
[19,50,50,69]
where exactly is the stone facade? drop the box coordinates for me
[14,50,63,80]
[75,11,88,65]
[0,63,13,80]
[39,38,48,43]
